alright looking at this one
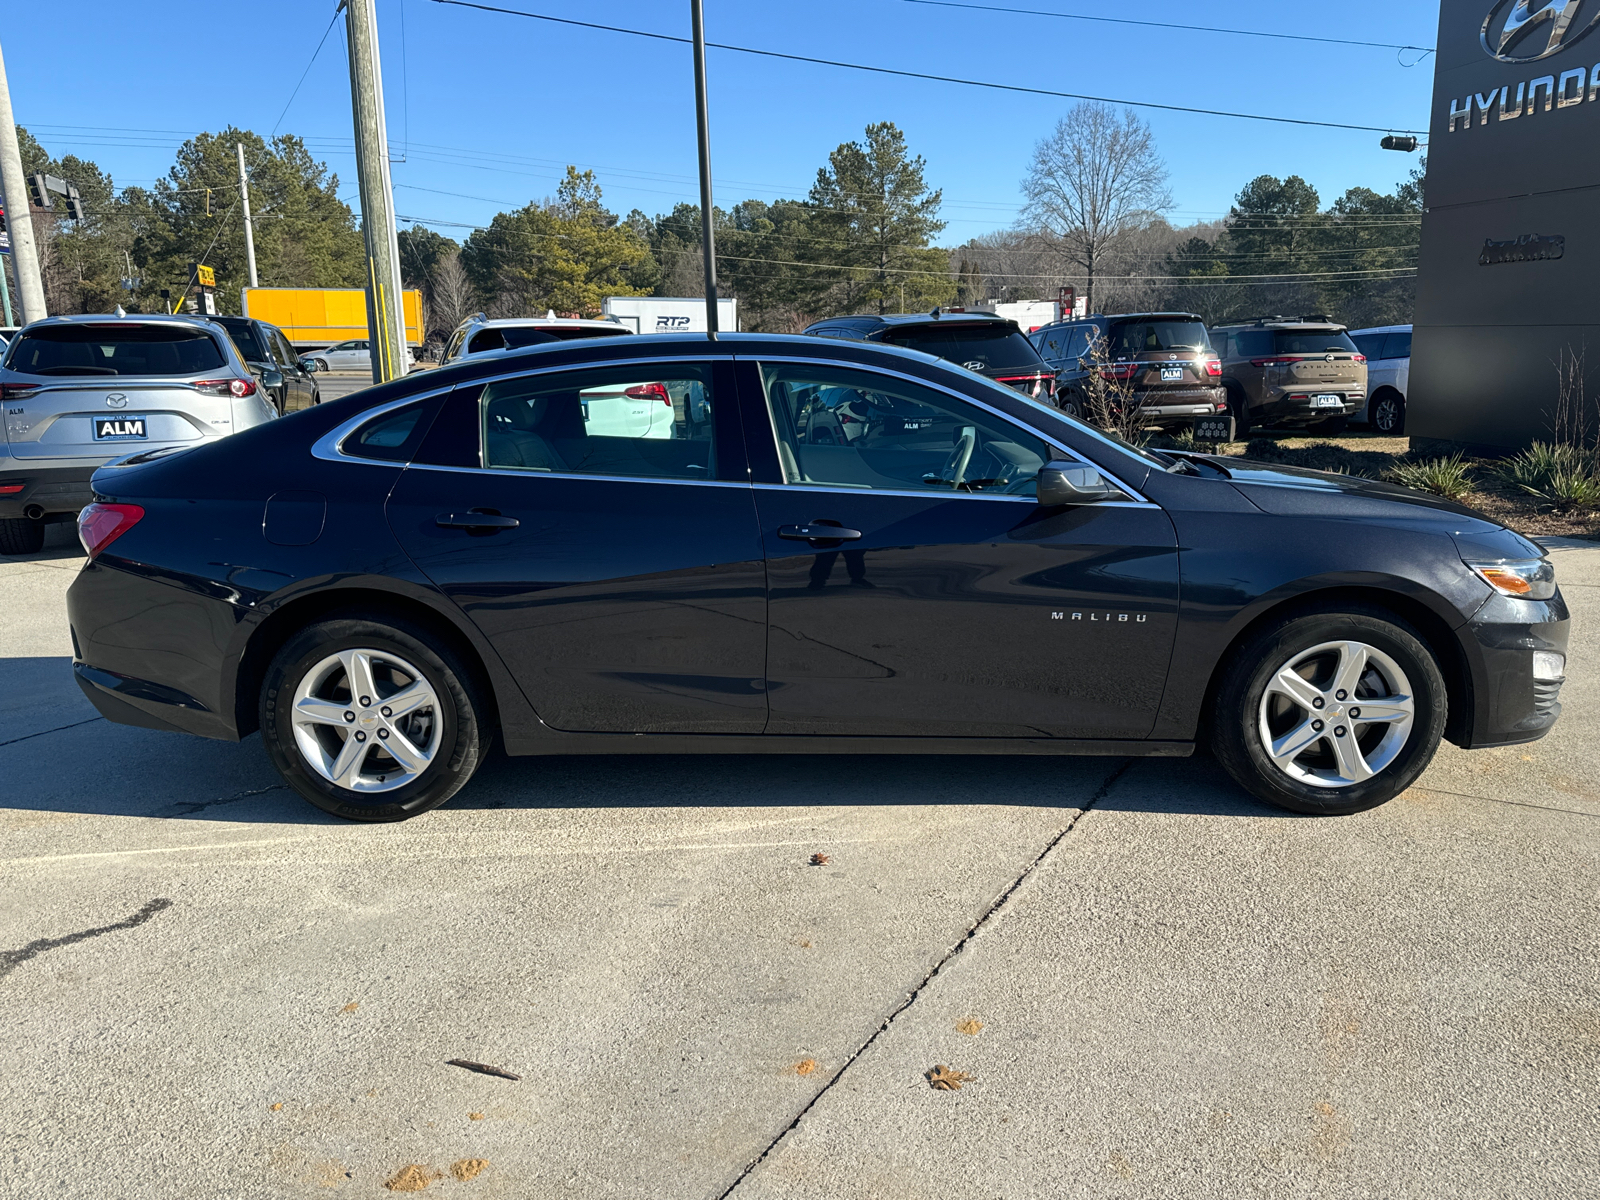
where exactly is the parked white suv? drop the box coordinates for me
[440,313,631,366]
[1348,324,1410,435]
[0,314,276,554]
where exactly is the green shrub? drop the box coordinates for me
[1497,441,1600,509]
[1383,453,1474,500]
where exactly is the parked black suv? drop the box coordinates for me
[1030,312,1225,430]
[208,315,321,414]
[803,310,1055,402]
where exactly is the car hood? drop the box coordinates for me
[1217,457,1541,557]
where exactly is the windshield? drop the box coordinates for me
[5,324,227,377]
[1274,329,1358,354]
[1108,319,1211,355]
[959,368,1167,480]
[882,324,1043,371]
[213,319,268,362]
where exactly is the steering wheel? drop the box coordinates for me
[941,429,976,489]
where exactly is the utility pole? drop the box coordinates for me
[343,0,408,383]
[0,37,46,323]
[236,142,258,290]
[689,0,719,339]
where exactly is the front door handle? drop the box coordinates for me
[779,523,862,542]
[436,510,519,533]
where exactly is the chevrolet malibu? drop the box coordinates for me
[65,334,1569,821]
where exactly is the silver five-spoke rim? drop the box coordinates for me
[1258,640,1414,790]
[291,648,442,794]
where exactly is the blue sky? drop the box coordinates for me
[5,0,1438,244]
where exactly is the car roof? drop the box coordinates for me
[1347,324,1412,336]
[1211,316,1346,329]
[458,315,626,332]
[808,311,1014,331]
[17,313,230,333]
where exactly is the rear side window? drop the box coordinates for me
[1232,330,1274,358]
[217,321,268,363]
[881,324,1042,370]
[467,329,508,354]
[1274,330,1358,354]
[344,401,433,462]
[6,324,227,377]
[1382,331,1412,359]
[1350,333,1385,359]
[1108,320,1211,355]
[1064,326,1092,361]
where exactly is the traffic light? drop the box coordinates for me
[65,187,84,222]
[1381,135,1420,152]
[28,173,52,210]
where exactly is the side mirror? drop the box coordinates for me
[260,368,285,390]
[298,358,318,373]
[1037,461,1113,505]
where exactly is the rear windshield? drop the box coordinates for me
[213,320,267,362]
[5,324,227,377]
[1273,329,1358,355]
[1108,319,1211,355]
[881,324,1043,371]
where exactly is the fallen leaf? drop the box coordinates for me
[269,1102,284,1112]
[446,1058,521,1081]
[469,1112,486,1121]
[926,1064,974,1091]
[384,1164,441,1192]
[341,1002,360,1014]
[796,939,812,949]
[451,1159,489,1182]
[794,1058,818,1076]
[956,1018,984,1036]
[809,853,830,866]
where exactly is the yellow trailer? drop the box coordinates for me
[240,287,423,348]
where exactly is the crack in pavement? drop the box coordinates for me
[715,757,1137,1199]
[0,716,104,748]
[0,897,173,984]
[1409,785,1600,820]
[150,784,291,819]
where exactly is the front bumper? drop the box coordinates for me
[0,462,98,519]
[1456,591,1570,748]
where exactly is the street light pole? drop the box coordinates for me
[237,142,258,291]
[689,0,718,339]
[0,37,46,323]
[344,0,408,383]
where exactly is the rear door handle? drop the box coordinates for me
[436,510,519,532]
[779,524,862,542]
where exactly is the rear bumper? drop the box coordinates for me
[1134,387,1226,426]
[1257,392,1365,426]
[0,462,98,519]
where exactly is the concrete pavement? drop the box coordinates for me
[1,525,1595,1198]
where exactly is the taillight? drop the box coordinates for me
[0,482,24,495]
[192,378,257,397]
[1,383,40,401]
[1249,357,1297,367]
[624,382,672,406]
[78,503,145,559]
[1204,359,1222,376]
[1099,365,1136,380]
[1352,354,1367,364]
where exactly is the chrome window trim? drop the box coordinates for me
[750,481,1155,509]
[403,460,751,489]
[743,354,1151,504]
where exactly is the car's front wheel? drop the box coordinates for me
[1212,608,1446,815]
[1371,391,1406,435]
[260,617,490,821]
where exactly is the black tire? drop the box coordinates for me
[1308,414,1349,436]
[1371,391,1406,435]
[311,358,329,373]
[260,616,490,822]
[0,516,46,555]
[1225,384,1251,439]
[1211,607,1446,815]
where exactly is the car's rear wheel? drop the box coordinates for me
[1224,384,1250,439]
[1211,608,1446,815]
[0,516,46,556]
[260,617,489,822]
[1371,391,1406,435]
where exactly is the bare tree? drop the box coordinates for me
[1021,103,1172,312]
[428,251,478,336]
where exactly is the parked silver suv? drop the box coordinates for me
[0,314,275,554]
[439,313,631,366]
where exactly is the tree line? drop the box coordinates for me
[5,109,1422,340]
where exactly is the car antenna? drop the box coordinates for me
[929,307,940,319]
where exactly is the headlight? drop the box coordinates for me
[1467,558,1556,600]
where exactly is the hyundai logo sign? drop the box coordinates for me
[1481,0,1600,63]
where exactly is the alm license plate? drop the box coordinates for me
[1311,394,1343,409]
[94,417,147,440]
[1160,366,1184,382]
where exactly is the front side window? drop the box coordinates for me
[481,364,714,481]
[1064,326,1091,362]
[5,323,228,377]
[761,363,1049,496]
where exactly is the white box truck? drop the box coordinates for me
[603,296,739,335]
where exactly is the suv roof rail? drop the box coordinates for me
[1216,313,1339,327]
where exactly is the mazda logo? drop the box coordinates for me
[105,393,128,408]
[1482,0,1600,63]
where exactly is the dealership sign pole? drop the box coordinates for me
[690,0,719,339]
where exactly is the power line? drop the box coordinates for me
[272,9,343,137]
[891,0,1435,56]
[426,0,1428,136]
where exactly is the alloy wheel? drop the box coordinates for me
[290,648,442,793]
[1374,396,1402,434]
[1256,639,1414,789]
